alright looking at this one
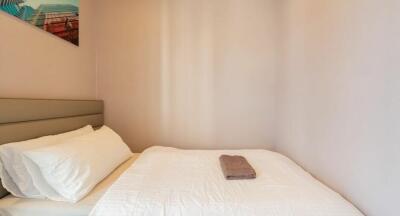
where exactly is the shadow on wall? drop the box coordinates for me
[96,0,280,152]
[276,1,400,216]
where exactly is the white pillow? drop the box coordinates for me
[23,126,132,203]
[0,125,94,198]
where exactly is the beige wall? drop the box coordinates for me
[276,1,400,215]
[96,0,279,152]
[0,0,97,99]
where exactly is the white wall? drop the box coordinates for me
[276,1,400,215]
[96,0,279,152]
[0,0,97,99]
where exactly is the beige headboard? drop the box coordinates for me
[0,98,104,198]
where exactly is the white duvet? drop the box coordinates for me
[90,146,363,216]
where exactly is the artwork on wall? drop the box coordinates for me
[0,0,79,46]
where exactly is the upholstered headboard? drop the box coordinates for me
[0,98,104,198]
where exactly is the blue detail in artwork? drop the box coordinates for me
[0,4,21,16]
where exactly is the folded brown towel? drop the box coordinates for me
[219,155,256,180]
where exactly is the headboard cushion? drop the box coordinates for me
[0,98,104,198]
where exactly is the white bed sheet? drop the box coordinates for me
[0,154,140,216]
[91,147,363,216]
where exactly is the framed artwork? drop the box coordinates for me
[0,0,79,46]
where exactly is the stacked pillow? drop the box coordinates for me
[0,125,132,203]
[0,125,94,198]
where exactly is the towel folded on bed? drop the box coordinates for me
[219,155,256,180]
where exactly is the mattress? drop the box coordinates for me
[0,154,140,216]
[91,147,363,216]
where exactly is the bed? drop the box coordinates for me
[90,146,363,216]
[0,98,363,216]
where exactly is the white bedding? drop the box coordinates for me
[90,147,363,216]
[0,154,140,216]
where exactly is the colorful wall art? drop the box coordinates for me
[0,0,79,46]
